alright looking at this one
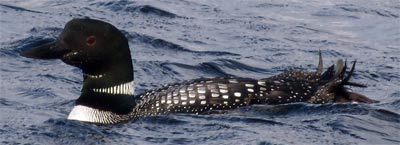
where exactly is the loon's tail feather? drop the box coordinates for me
[333,59,367,88]
[316,50,323,74]
[342,60,367,88]
[318,58,366,87]
[309,60,378,104]
[320,64,335,82]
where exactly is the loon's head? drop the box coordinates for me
[22,18,133,78]
[21,18,135,124]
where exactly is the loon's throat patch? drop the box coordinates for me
[92,81,134,95]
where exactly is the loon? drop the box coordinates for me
[20,18,377,124]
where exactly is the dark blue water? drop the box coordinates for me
[1,0,399,144]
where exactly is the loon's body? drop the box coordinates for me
[21,18,377,124]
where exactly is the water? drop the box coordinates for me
[0,0,399,144]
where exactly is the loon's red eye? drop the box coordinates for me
[86,36,96,46]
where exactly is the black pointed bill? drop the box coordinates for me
[20,40,69,59]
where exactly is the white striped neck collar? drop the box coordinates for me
[84,73,105,79]
[91,81,135,96]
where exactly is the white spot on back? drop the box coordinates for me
[234,92,241,97]
[211,93,219,97]
[179,88,186,93]
[197,87,206,94]
[229,79,238,83]
[189,93,196,98]
[257,81,266,86]
[181,95,188,100]
[218,84,228,89]
[210,89,218,93]
[199,95,206,100]
[220,89,228,93]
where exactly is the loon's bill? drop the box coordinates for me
[20,18,378,124]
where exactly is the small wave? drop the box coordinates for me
[17,88,57,99]
[149,38,239,56]
[92,1,179,18]
[327,114,399,143]
[207,59,270,74]
[161,62,230,77]
[144,136,168,144]
[249,103,376,117]
[161,58,272,79]
[312,8,360,19]
[383,98,400,110]
[183,111,285,126]
[370,108,400,123]
[0,4,42,13]
[327,117,366,140]
[225,116,284,125]
[0,98,26,107]
[253,3,289,8]
[138,115,189,125]
[135,5,178,18]
[125,31,239,56]
[336,4,399,18]
[38,119,110,144]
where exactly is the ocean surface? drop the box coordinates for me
[0,0,399,144]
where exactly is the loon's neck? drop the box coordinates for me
[67,48,137,124]
[80,66,135,96]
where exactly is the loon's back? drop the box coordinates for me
[136,76,312,116]
[133,59,376,119]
